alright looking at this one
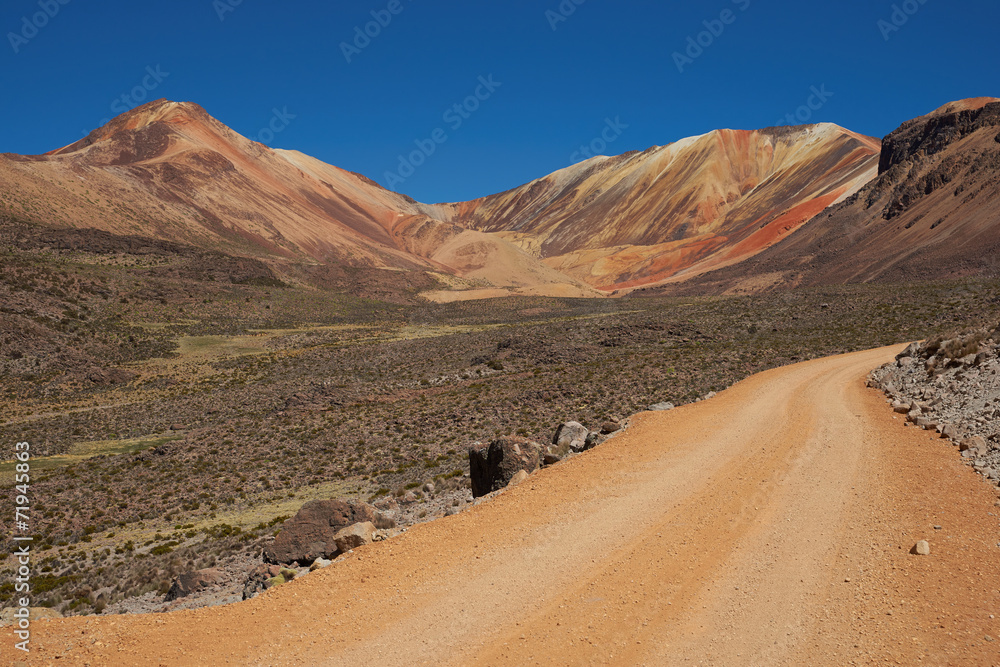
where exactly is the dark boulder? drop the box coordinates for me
[263,500,377,565]
[584,432,606,450]
[469,437,541,498]
[242,565,272,600]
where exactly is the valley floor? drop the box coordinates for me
[12,346,1000,665]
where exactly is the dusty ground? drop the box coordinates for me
[8,345,1000,666]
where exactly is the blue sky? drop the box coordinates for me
[1,0,997,203]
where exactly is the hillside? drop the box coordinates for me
[429,125,880,291]
[643,98,1000,295]
[0,100,598,301]
[1,100,891,300]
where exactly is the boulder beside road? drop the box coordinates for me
[264,500,378,565]
[469,437,541,498]
[553,421,589,453]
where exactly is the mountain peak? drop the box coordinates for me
[50,100,213,156]
[925,97,1000,119]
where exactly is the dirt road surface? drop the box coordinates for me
[9,346,1000,666]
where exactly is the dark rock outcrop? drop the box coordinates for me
[263,500,378,565]
[469,437,542,498]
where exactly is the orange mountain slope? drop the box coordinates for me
[0,99,599,299]
[428,124,880,291]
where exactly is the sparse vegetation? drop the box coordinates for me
[2,217,1000,616]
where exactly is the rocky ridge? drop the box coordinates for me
[869,327,1000,487]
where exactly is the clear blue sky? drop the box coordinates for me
[2,0,997,203]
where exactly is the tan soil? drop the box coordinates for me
[10,345,1000,666]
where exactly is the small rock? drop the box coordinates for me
[649,402,675,412]
[373,496,398,511]
[423,482,435,495]
[542,452,562,466]
[165,568,224,601]
[584,432,605,450]
[507,470,530,488]
[242,565,274,600]
[0,607,62,625]
[333,521,377,553]
[911,540,931,556]
[553,422,589,453]
[960,436,989,456]
[309,558,332,571]
[600,421,621,434]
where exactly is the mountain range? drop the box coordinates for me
[1,96,998,301]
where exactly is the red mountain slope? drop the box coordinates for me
[427,124,880,291]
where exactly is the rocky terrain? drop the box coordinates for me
[870,326,1000,487]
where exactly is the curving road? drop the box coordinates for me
[15,346,1000,665]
